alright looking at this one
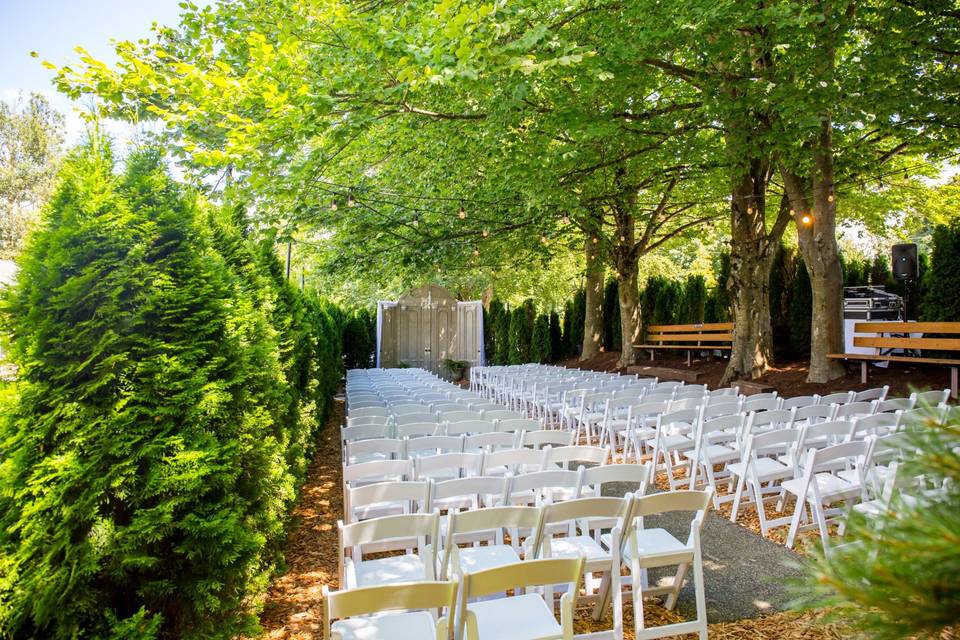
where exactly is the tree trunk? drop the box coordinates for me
[617,257,641,369]
[581,222,604,361]
[781,123,845,383]
[721,161,779,386]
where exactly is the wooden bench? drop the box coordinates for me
[635,323,734,366]
[828,321,960,399]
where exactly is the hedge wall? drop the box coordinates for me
[921,222,960,322]
[0,146,345,639]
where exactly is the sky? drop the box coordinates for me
[0,0,192,143]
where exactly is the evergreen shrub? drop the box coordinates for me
[0,146,343,639]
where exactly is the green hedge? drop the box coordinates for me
[343,307,376,369]
[508,299,536,364]
[530,314,551,363]
[0,146,344,639]
[921,221,960,322]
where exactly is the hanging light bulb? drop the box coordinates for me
[592,236,599,244]
[458,206,466,220]
[827,193,834,203]
[747,206,753,214]
[541,235,548,244]
[790,209,795,216]
[347,192,356,208]
[412,218,419,227]
[473,248,479,257]
[562,215,570,225]
[482,229,489,237]
[801,213,813,226]
[330,199,339,212]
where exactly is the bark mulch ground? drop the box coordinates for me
[255,397,847,639]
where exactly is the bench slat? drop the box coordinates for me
[648,323,734,332]
[854,321,960,334]
[828,353,960,365]
[853,336,960,351]
[636,344,733,350]
[648,333,734,342]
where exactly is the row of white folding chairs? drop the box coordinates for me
[342,446,613,489]
[334,486,714,640]
[344,462,651,523]
[348,404,523,421]
[344,430,577,463]
[342,418,544,443]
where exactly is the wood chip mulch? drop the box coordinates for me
[254,397,844,639]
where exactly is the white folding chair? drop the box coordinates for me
[440,410,483,424]
[457,558,584,640]
[346,480,431,523]
[481,447,549,480]
[405,435,464,459]
[391,403,430,416]
[781,395,818,410]
[395,413,440,426]
[345,438,404,465]
[685,413,744,507]
[396,421,443,439]
[538,496,633,637]
[832,401,876,421]
[338,512,440,589]
[463,431,521,454]
[741,395,781,413]
[342,423,393,447]
[482,409,525,422]
[646,408,702,489]
[496,417,543,433]
[428,475,510,513]
[911,388,950,406]
[521,429,576,449]
[508,468,584,506]
[415,452,484,482]
[441,505,544,579]
[343,459,414,489]
[445,419,497,437]
[545,445,611,470]
[322,580,457,640]
[853,385,889,402]
[783,438,875,550]
[818,391,854,406]
[728,428,803,534]
[611,489,712,640]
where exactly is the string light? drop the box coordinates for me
[473,248,480,257]
[562,215,570,225]
[801,213,813,226]
[412,218,419,227]
[541,235,548,244]
[746,206,753,214]
[482,229,489,237]
[592,236,599,244]
[790,209,795,216]
[458,206,466,220]
[347,192,356,208]
[827,193,834,203]
[330,199,338,212]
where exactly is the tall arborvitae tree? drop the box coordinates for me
[921,222,960,322]
[493,303,512,365]
[0,146,330,639]
[530,314,551,363]
[485,299,503,364]
[548,311,563,362]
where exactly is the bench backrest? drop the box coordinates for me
[647,322,735,344]
[852,322,960,353]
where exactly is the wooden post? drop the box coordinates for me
[861,361,868,385]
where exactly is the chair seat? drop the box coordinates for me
[684,443,739,463]
[548,535,610,562]
[602,528,689,564]
[852,498,888,517]
[332,610,436,640]
[467,593,563,640]
[646,433,694,451]
[728,457,793,482]
[353,554,427,588]
[458,545,521,574]
[782,473,860,502]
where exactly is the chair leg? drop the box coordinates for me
[786,496,807,549]
[692,552,708,640]
[730,472,748,522]
[813,501,831,550]
[664,561,689,610]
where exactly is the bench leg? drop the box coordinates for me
[687,350,692,367]
[861,361,868,385]
[952,367,958,400]
[649,349,654,362]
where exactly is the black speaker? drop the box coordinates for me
[892,243,918,280]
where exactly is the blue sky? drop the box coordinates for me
[0,0,192,141]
